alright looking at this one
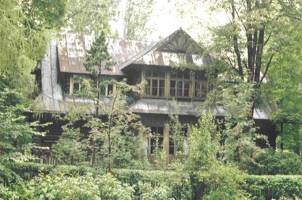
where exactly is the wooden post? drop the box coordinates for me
[69,76,74,95]
[165,71,170,98]
[190,72,195,98]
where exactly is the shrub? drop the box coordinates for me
[245,150,302,175]
[244,175,302,199]
[114,169,191,200]
[13,174,134,200]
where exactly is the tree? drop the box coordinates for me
[0,88,37,184]
[122,0,155,40]
[208,0,290,116]
[52,126,85,165]
[0,0,66,94]
[265,20,302,154]
[85,30,112,116]
[186,112,247,199]
[65,0,115,35]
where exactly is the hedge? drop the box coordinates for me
[244,175,302,199]
[4,162,302,199]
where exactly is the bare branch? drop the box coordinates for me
[260,53,274,84]
[264,31,272,46]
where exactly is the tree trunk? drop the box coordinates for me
[191,175,206,200]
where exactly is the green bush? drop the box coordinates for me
[5,163,302,200]
[114,169,191,200]
[245,150,302,175]
[5,174,134,200]
[244,175,302,200]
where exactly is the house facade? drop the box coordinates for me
[32,29,276,160]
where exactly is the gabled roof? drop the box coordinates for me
[119,28,209,71]
[57,29,209,76]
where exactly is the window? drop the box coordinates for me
[63,75,70,94]
[195,73,207,98]
[101,83,114,96]
[144,70,165,97]
[149,127,164,154]
[170,70,191,98]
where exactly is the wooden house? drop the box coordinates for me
[32,29,276,160]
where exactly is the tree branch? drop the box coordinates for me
[232,0,243,77]
[260,53,274,84]
[264,31,272,46]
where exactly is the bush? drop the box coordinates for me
[245,150,302,175]
[5,163,302,199]
[244,175,302,199]
[114,169,191,200]
[6,174,134,200]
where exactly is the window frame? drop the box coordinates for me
[169,70,191,98]
[144,70,166,97]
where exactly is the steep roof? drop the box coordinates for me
[57,29,209,76]
[119,28,210,70]
[57,33,152,75]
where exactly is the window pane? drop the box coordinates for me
[159,88,164,96]
[152,80,158,96]
[159,80,165,87]
[74,82,80,92]
[145,80,151,95]
[177,81,183,96]
[170,80,176,96]
[184,71,190,79]
[169,138,175,155]
[195,81,200,97]
[184,81,190,97]
[108,84,113,95]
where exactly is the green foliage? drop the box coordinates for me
[266,21,302,154]
[114,169,191,200]
[83,110,147,168]
[65,0,115,35]
[244,175,302,200]
[123,0,155,40]
[169,114,186,155]
[85,30,112,74]
[186,112,219,172]
[0,89,37,184]
[0,0,66,94]
[5,162,302,200]
[245,150,302,175]
[52,126,85,165]
[6,174,134,200]
[200,165,249,200]
[186,112,249,199]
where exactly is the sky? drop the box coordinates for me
[114,0,229,42]
[148,0,229,40]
